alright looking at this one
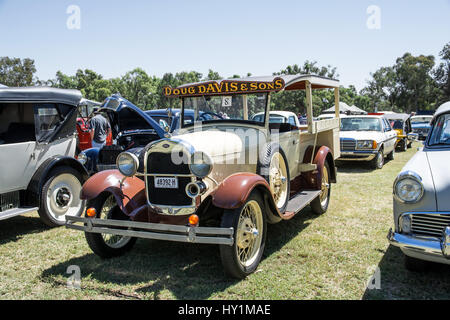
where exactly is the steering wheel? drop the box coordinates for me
[197,111,224,121]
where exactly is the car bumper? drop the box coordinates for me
[387,228,450,265]
[66,215,234,246]
[338,150,377,161]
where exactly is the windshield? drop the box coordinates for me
[428,114,450,146]
[411,116,432,124]
[182,93,268,127]
[390,120,403,130]
[341,117,382,131]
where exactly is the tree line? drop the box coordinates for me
[0,41,448,116]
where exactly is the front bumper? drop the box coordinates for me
[387,228,450,264]
[66,215,234,246]
[338,150,377,161]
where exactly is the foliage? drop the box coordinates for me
[1,42,449,114]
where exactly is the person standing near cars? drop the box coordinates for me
[89,112,111,148]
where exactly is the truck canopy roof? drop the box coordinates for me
[164,74,339,98]
[0,87,82,106]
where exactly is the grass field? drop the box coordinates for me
[1,142,450,300]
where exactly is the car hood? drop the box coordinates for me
[99,95,165,139]
[339,130,384,142]
[426,150,450,211]
[172,129,243,161]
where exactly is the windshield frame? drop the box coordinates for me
[180,92,270,129]
[425,112,450,149]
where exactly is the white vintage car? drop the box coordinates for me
[338,114,397,169]
[252,111,301,127]
[0,87,88,226]
[388,101,450,271]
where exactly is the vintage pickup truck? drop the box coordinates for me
[66,74,341,278]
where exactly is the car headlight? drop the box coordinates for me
[393,171,424,203]
[356,140,377,150]
[189,151,213,178]
[116,152,139,177]
[77,151,87,165]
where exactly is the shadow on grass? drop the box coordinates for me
[41,207,314,299]
[363,245,450,299]
[0,215,50,245]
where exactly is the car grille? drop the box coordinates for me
[146,151,193,206]
[98,145,123,165]
[0,191,19,212]
[411,213,450,237]
[340,138,356,151]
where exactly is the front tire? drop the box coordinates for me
[370,149,384,169]
[85,193,137,258]
[39,166,85,227]
[219,191,267,279]
[310,162,331,215]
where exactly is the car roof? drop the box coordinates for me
[0,87,82,106]
[343,115,384,119]
[384,113,410,121]
[433,102,450,118]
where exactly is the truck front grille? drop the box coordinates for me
[411,213,450,237]
[146,151,193,206]
[340,138,356,151]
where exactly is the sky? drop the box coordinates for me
[0,0,449,91]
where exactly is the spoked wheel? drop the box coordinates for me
[85,193,136,258]
[258,143,290,213]
[219,191,267,279]
[311,162,331,215]
[39,166,85,227]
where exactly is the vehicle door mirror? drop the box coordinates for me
[159,119,170,132]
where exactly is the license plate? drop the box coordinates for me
[154,177,178,189]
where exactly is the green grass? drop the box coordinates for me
[1,142,450,300]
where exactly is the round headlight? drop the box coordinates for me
[394,172,424,203]
[116,152,139,177]
[189,151,213,178]
[77,151,87,165]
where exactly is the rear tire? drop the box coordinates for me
[219,191,267,279]
[310,162,331,215]
[39,166,85,227]
[85,193,137,258]
[404,254,429,272]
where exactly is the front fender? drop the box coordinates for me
[210,173,270,209]
[81,170,146,216]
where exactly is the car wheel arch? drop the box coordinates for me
[26,156,89,207]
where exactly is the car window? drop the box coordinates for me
[341,118,382,131]
[34,104,63,142]
[288,116,297,126]
[428,113,450,146]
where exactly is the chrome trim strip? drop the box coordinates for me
[66,216,234,246]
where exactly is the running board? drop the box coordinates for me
[0,207,38,221]
[283,190,321,218]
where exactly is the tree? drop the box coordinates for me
[434,42,450,104]
[0,57,37,87]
